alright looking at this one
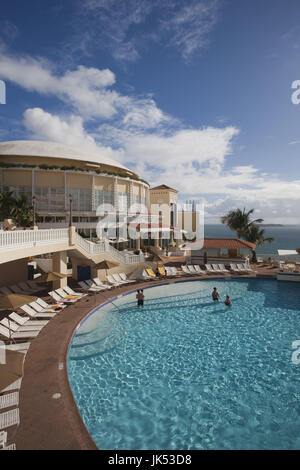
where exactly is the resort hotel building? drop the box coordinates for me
[0,141,149,242]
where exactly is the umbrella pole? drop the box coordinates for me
[8,317,13,344]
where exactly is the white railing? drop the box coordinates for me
[0,227,144,265]
[75,233,144,265]
[0,228,69,251]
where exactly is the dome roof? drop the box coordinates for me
[0,140,132,174]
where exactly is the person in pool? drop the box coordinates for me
[225,295,232,307]
[136,289,145,307]
[212,287,220,302]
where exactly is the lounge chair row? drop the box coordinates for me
[0,281,43,296]
[78,273,136,292]
[138,263,255,280]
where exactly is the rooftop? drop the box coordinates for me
[187,238,256,250]
[150,184,178,192]
[0,140,132,174]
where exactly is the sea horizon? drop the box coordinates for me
[203,224,300,254]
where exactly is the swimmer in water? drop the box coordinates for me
[212,287,220,302]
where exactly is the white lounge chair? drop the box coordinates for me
[119,273,135,283]
[106,275,123,287]
[205,264,215,274]
[187,265,199,274]
[165,267,176,277]
[0,379,22,394]
[29,301,57,314]
[141,269,154,280]
[0,318,44,332]
[236,264,248,272]
[56,288,80,301]
[218,264,230,273]
[0,409,20,430]
[1,341,30,352]
[211,264,224,273]
[48,291,76,304]
[20,304,56,319]
[193,265,206,274]
[229,263,242,273]
[112,273,128,284]
[0,324,39,340]
[62,286,87,297]
[36,298,66,310]
[181,265,194,275]
[84,280,106,291]
[78,281,99,292]
[1,443,16,450]
[92,278,112,289]
[241,263,256,273]
[0,430,7,448]
[170,267,181,276]
[0,393,19,411]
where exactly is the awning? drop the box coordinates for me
[139,227,171,233]
[278,250,299,256]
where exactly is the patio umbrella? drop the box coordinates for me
[0,349,24,391]
[96,259,119,276]
[34,272,69,283]
[0,294,37,311]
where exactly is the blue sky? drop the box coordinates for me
[1,0,300,223]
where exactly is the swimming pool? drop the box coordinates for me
[67,279,300,450]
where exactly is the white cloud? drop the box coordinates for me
[2,47,300,224]
[162,0,220,61]
[0,52,170,127]
[23,107,122,161]
[75,0,220,62]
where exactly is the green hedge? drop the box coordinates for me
[0,161,149,185]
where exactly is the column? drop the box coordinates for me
[91,174,95,211]
[52,251,68,289]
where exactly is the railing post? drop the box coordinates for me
[69,226,76,246]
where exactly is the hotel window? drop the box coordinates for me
[94,189,114,209]
[118,192,128,212]
[69,188,92,211]
[35,186,65,212]
[3,185,32,201]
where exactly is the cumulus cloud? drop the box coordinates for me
[1,48,300,223]
[23,107,123,161]
[0,51,171,127]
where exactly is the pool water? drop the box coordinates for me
[67,279,300,450]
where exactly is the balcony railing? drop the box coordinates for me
[0,228,69,250]
[0,227,144,265]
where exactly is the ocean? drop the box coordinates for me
[204,224,300,254]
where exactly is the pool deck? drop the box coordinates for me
[11,266,277,450]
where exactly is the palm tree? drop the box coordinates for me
[244,224,274,263]
[12,194,34,227]
[0,190,16,220]
[221,208,263,238]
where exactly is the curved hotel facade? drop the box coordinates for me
[0,141,150,243]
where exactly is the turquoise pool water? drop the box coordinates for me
[67,279,300,450]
